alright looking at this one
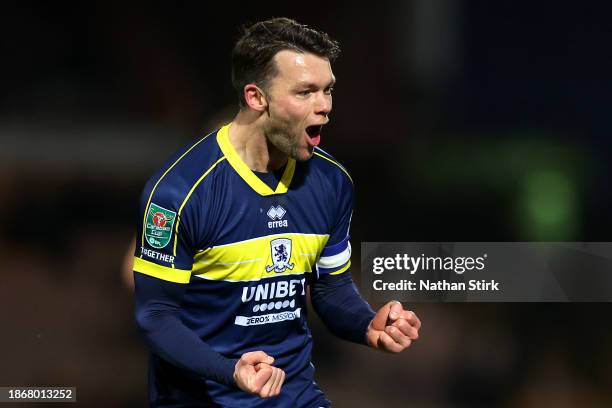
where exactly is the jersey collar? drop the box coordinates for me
[216,124,296,196]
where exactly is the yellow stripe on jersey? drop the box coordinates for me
[140,132,215,257]
[313,151,353,184]
[329,260,351,275]
[172,156,227,257]
[193,233,329,282]
[217,124,296,196]
[133,257,192,284]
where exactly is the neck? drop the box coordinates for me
[228,110,288,172]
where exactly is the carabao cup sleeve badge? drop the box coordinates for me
[145,203,177,249]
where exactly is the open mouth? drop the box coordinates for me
[305,125,322,147]
[306,125,322,137]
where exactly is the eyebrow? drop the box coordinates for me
[296,79,336,89]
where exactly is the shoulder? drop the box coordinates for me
[310,146,353,188]
[140,128,226,210]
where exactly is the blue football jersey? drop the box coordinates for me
[134,124,353,407]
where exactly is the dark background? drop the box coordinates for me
[1,1,611,406]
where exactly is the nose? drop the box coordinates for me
[315,92,332,117]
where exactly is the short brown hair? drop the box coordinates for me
[231,17,340,107]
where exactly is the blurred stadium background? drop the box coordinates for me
[1,1,611,406]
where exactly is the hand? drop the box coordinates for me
[366,300,421,353]
[233,351,285,398]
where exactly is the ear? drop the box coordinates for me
[243,84,268,112]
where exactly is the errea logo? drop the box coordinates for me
[267,205,286,220]
[267,205,288,229]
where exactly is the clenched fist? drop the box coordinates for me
[366,300,421,353]
[234,351,285,398]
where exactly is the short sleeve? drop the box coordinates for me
[316,174,353,276]
[133,181,197,284]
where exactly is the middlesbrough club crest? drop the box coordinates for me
[266,238,295,273]
[145,203,176,249]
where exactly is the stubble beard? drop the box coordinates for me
[263,117,312,162]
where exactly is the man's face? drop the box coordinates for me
[261,50,335,161]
